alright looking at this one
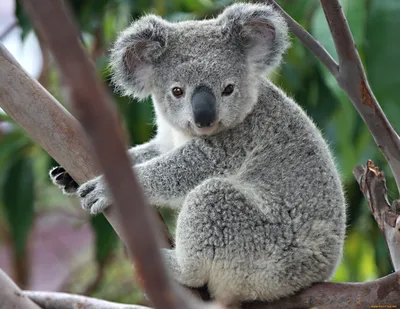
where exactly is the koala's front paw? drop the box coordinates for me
[77,176,112,215]
[50,166,79,194]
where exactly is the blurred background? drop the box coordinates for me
[0,0,399,304]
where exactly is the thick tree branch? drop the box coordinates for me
[0,42,131,242]
[248,271,400,309]
[19,272,400,309]
[0,43,173,247]
[18,1,194,309]
[0,35,198,300]
[0,270,43,309]
[353,160,400,271]
[268,0,400,193]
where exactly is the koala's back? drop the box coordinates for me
[176,80,346,302]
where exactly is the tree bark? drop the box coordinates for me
[0,270,43,309]
[18,1,197,309]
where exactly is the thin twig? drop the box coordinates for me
[18,1,192,309]
[266,0,339,77]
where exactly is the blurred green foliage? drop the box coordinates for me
[0,0,399,301]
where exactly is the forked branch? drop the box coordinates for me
[268,0,400,193]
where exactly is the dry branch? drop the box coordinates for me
[0,270,43,309]
[353,160,400,271]
[18,1,193,309]
[268,0,400,192]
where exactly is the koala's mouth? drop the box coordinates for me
[189,120,220,136]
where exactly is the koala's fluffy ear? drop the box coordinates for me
[110,15,169,99]
[218,3,290,74]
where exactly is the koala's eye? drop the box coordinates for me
[172,87,184,97]
[222,84,234,96]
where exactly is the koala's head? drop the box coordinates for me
[110,3,289,136]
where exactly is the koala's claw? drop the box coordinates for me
[49,166,79,194]
[50,166,65,177]
[50,166,110,214]
[77,177,111,215]
[78,183,96,198]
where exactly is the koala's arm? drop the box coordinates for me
[135,139,225,207]
[50,139,161,196]
[128,139,161,165]
[74,138,227,213]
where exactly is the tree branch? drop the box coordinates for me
[265,0,339,77]
[268,0,400,193]
[18,1,194,309]
[19,272,400,309]
[25,291,150,309]
[0,25,172,254]
[0,42,128,244]
[319,0,400,191]
[246,271,400,309]
[0,270,43,309]
[267,0,400,272]
[0,36,199,300]
[353,160,400,271]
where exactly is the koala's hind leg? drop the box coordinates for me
[161,248,209,288]
[173,177,266,303]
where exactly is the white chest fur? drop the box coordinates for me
[154,109,193,153]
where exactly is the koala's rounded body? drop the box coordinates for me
[51,3,346,303]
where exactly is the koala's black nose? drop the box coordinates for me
[191,86,217,128]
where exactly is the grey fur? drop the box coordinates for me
[51,3,346,303]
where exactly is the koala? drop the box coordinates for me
[50,3,346,304]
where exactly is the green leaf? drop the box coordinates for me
[2,157,35,257]
[91,214,118,264]
[0,131,32,171]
